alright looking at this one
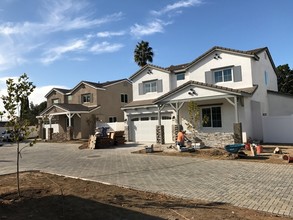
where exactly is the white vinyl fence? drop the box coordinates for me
[263,115,293,144]
[96,122,125,131]
[43,124,59,139]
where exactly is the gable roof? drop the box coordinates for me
[123,80,258,108]
[129,64,169,81]
[71,78,131,92]
[45,88,71,98]
[129,46,275,77]
[45,78,131,98]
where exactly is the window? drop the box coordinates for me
[202,107,222,127]
[214,68,232,83]
[264,71,269,86]
[81,93,91,103]
[52,99,59,104]
[67,95,72,101]
[131,118,139,121]
[141,117,149,121]
[139,80,162,95]
[109,117,117,122]
[162,116,171,120]
[121,94,128,103]
[151,116,158,120]
[143,81,157,93]
[176,73,185,81]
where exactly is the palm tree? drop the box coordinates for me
[134,40,154,67]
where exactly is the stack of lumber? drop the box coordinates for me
[112,131,125,145]
[88,130,125,149]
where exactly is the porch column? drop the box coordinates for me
[170,102,185,126]
[156,104,165,144]
[48,115,53,140]
[234,96,238,123]
[66,113,72,127]
[225,96,239,123]
[66,113,74,140]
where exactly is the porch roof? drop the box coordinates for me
[122,99,156,109]
[39,103,101,116]
[154,81,258,104]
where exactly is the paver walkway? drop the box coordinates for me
[1,142,293,217]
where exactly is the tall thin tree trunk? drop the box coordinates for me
[17,142,21,197]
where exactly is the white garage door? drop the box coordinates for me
[130,115,173,143]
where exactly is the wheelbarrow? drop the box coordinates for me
[224,143,245,157]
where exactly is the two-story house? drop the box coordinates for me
[38,79,132,140]
[123,46,293,147]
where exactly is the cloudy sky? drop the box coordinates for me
[0,0,292,116]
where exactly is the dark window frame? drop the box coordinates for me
[202,106,222,128]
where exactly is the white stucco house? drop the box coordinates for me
[123,46,293,147]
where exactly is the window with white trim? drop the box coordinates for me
[214,68,232,83]
[202,106,222,127]
[143,81,157,93]
[81,93,91,103]
[52,98,59,104]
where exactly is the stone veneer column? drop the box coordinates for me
[48,128,53,140]
[67,126,73,141]
[156,125,165,144]
[172,124,180,142]
[233,123,243,143]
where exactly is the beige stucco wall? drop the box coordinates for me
[70,84,100,106]
[97,81,132,122]
[47,92,65,107]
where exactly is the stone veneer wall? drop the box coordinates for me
[156,125,165,144]
[185,132,234,148]
[52,132,67,142]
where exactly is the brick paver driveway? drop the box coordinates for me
[1,142,293,217]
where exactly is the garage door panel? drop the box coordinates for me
[130,115,173,143]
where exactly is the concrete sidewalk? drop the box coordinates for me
[1,142,293,217]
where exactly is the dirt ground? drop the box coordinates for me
[1,144,293,220]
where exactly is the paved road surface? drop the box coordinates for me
[1,142,293,217]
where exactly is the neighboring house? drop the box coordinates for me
[38,79,132,140]
[123,46,293,146]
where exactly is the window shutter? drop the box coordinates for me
[91,93,93,103]
[205,71,213,84]
[233,66,242,82]
[157,80,163,93]
[139,83,144,95]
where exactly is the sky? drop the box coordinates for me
[0,0,292,116]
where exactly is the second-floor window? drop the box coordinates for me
[144,81,157,93]
[121,94,128,103]
[176,73,185,81]
[214,68,232,83]
[139,79,163,95]
[81,93,91,103]
[52,98,59,104]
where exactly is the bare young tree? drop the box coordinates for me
[0,73,36,197]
